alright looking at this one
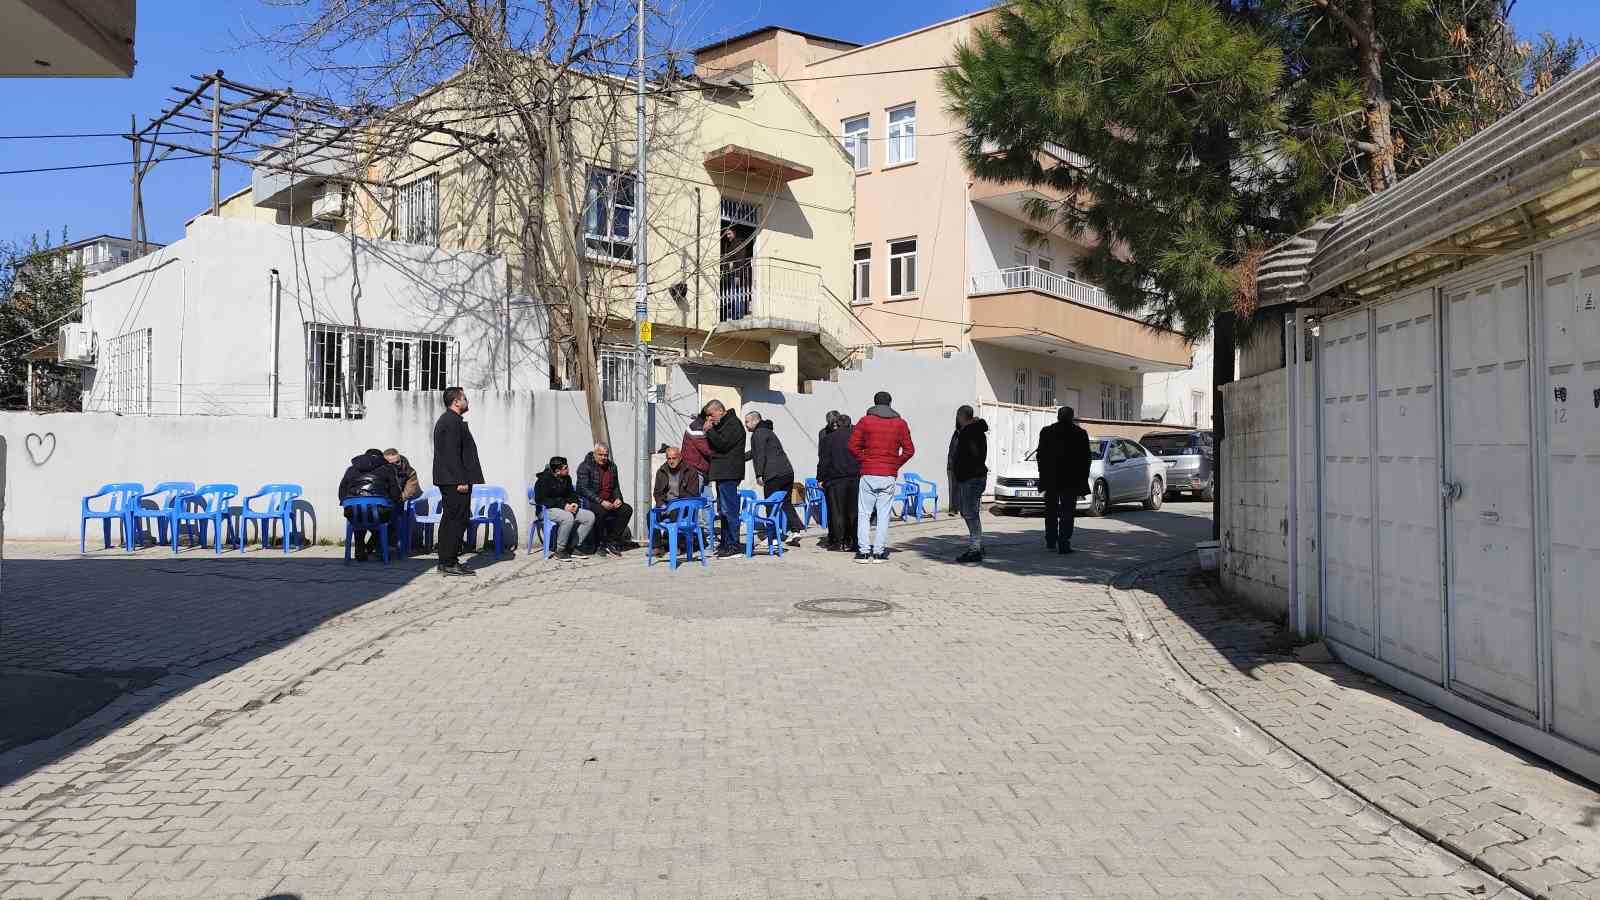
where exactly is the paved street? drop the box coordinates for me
[0,503,1516,898]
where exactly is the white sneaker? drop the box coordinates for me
[784,534,802,547]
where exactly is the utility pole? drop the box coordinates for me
[210,71,223,216]
[632,0,651,539]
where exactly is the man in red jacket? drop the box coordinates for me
[848,390,916,563]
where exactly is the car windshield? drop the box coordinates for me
[1088,440,1104,460]
[1141,433,1193,454]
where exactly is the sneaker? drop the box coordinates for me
[785,534,803,548]
[955,548,983,565]
[1060,544,1074,554]
[607,544,625,558]
[440,564,476,577]
[555,549,573,561]
[715,546,742,559]
[853,551,872,564]
[872,552,889,563]
[572,546,593,559]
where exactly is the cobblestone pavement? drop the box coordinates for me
[1121,563,1600,900]
[0,503,1515,898]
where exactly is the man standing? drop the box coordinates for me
[819,413,860,553]
[432,386,483,576]
[576,443,632,557]
[703,399,747,558]
[946,413,961,517]
[1036,406,1092,553]
[848,390,915,563]
[744,411,803,546]
[951,406,990,564]
[650,445,704,557]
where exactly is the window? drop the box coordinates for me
[119,248,131,260]
[1038,257,1053,273]
[1122,439,1146,458]
[1119,386,1135,421]
[1037,373,1056,408]
[1106,441,1126,464]
[305,323,456,419]
[852,245,872,303]
[585,167,636,261]
[1100,383,1116,419]
[1012,368,1030,405]
[842,116,869,171]
[99,328,151,414]
[396,175,439,246]
[1066,269,1078,281]
[1191,390,1205,427]
[1012,247,1031,268]
[887,104,916,165]
[888,238,917,297]
[598,345,637,402]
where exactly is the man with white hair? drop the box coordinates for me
[576,442,633,556]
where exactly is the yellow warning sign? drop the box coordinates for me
[639,321,653,343]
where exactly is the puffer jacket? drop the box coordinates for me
[704,410,748,482]
[533,468,580,510]
[952,419,990,482]
[338,452,400,503]
[847,404,915,477]
[745,420,794,482]
[575,451,622,508]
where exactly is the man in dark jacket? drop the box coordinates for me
[432,387,483,576]
[576,443,632,556]
[1036,405,1092,553]
[744,411,802,546]
[819,414,860,553]
[649,445,705,556]
[533,456,594,560]
[946,417,961,517]
[703,399,747,557]
[338,448,402,561]
[848,391,916,562]
[951,406,990,565]
[383,448,422,501]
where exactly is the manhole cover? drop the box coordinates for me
[794,598,893,616]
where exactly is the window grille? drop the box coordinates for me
[720,197,760,228]
[396,175,439,245]
[1100,383,1116,419]
[100,328,151,414]
[305,323,456,418]
[598,345,637,403]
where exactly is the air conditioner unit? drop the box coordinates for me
[57,323,95,367]
[311,184,346,222]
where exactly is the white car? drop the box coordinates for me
[992,437,1170,516]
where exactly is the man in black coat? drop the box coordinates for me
[744,411,802,545]
[819,414,860,552]
[432,386,484,576]
[703,399,747,557]
[1035,405,1092,554]
[576,443,632,557]
[952,406,990,565]
[338,448,402,561]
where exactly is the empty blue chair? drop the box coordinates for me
[901,472,939,521]
[742,489,790,557]
[801,477,829,529]
[468,485,509,557]
[890,480,917,521]
[526,487,561,559]
[342,497,392,564]
[171,484,238,555]
[238,483,302,553]
[80,482,144,554]
[129,482,193,549]
[648,497,709,570]
[403,487,442,556]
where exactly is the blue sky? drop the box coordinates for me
[0,0,1594,249]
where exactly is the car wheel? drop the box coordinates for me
[1144,477,1164,511]
[1087,480,1110,517]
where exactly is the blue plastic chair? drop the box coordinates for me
[80,482,144,554]
[890,480,917,521]
[648,497,709,570]
[801,477,829,529]
[171,483,238,555]
[742,489,790,558]
[526,487,562,559]
[342,497,392,564]
[238,483,302,553]
[901,472,939,521]
[403,487,442,556]
[129,482,193,549]
[468,485,509,557]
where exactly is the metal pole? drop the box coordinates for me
[210,71,223,216]
[1286,310,1301,636]
[130,115,141,257]
[633,0,651,538]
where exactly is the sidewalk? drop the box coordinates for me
[1118,560,1600,899]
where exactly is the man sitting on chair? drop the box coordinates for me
[576,443,633,557]
[533,456,594,561]
[338,448,401,561]
[650,445,704,558]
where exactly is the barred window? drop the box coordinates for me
[599,345,637,403]
[396,175,439,246]
[1119,386,1135,421]
[1100,383,1116,419]
[99,328,151,414]
[306,323,456,419]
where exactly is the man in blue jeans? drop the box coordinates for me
[848,391,916,562]
[702,399,748,557]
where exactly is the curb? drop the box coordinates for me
[1106,554,1527,899]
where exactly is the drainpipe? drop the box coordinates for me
[1286,310,1301,635]
[269,268,282,417]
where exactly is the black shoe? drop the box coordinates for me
[854,552,872,564]
[609,544,626,557]
[872,552,889,563]
[1045,540,1056,550]
[1060,544,1074,554]
[555,549,573,561]
[440,563,473,577]
[356,551,370,562]
[955,549,983,565]
[715,546,742,559]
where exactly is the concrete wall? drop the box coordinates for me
[79,217,546,418]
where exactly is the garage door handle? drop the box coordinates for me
[1441,481,1462,502]
[1479,510,1500,523]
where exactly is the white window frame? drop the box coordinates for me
[1100,383,1116,419]
[1191,390,1206,427]
[852,245,872,304]
[888,237,917,298]
[1012,368,1030,405]
[1037,372,1057,408]
[1038,256,1054,273]
[842,115,870,172]
[1012,247,1032,268]
[886,104,916,165]
[305,323,456,419]
[598,344,637,402]
[1119,386,1136,421]
[585,166,637,262]
[396,174,440,246]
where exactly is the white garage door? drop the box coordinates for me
[1444,267,1539,716]
[1541,233,1600,747]
[1321,310,1376,654]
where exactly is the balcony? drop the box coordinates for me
[716,257,877,367]
[967,266,1190,372]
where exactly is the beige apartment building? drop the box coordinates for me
[696,13,1195,423]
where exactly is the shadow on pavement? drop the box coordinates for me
[0,541,516,787]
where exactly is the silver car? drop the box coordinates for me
[991,437,1170,516]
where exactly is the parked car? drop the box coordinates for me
[992,437,1170,516]
[1139,430,1215,501]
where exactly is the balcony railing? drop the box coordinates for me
[719,257,877,354]
[969,266,1121,313]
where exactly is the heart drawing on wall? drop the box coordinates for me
[25,432,56,466]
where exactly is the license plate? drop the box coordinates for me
[1013,489,1040,498]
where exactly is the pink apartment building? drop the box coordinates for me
[696,12,1198,424]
